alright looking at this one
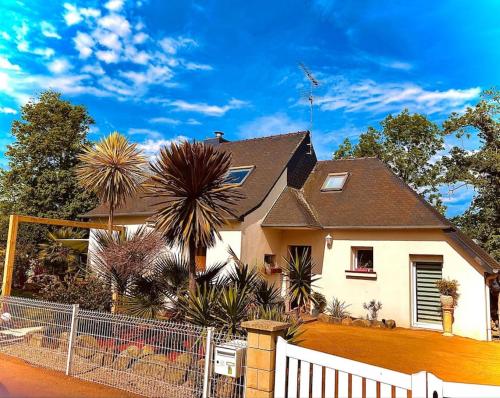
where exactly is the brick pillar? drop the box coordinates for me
[242,320,289,398]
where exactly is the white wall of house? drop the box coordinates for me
[88,217,242,273]
[266,228,489,341]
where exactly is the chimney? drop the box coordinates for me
[204,131,228,146]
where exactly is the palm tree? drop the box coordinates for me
[76,131,146,232]
[281,248,320,314]
[147,141,242,293]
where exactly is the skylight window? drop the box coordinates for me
[321,172,349,191]
[226,166,254,185]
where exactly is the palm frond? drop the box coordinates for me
[146,141,243,249]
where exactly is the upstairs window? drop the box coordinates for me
[352,247,374,272]
[321,172,349,191]
[226,166,254,185]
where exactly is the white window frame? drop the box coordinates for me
[410,261,443,331]
[226,165,255,186]
[351,246,374,272]
[321,172,349,191]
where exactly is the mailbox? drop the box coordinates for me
[214,339,247,378]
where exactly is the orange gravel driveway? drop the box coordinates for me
[301,322,500,386]
[0,353,140,398]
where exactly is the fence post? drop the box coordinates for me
[241,320,290,398]
[65,304,79,376]
[202,326,214,398]
[427,372,444,398]
[411,371,428,398]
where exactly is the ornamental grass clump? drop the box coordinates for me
[327,297,351,319]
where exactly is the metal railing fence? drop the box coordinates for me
[0,296,247,398]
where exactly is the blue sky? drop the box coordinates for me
[0,0,498,217]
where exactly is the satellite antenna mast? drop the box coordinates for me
[299,62,319,135]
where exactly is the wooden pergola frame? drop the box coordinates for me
[1,214,125,297]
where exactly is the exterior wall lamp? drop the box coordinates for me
[325,234,333,249]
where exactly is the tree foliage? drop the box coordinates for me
[147,141,243,293]
[442,89,500,260]
[334,110,445,211]
[77,131,146,232]
[0,91,98,225]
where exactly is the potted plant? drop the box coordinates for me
[436,279,460,308]
[436,278,459,336]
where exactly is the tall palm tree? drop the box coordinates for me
[76,132,146,232]
[147,141,242,293]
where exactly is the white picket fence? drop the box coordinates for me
[274,336,500,398]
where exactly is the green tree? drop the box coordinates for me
[334,110,445,211]
[0,91,98,243]
[442,89,500,260]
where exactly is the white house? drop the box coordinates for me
[84,131,499,341]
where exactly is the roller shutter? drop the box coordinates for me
[415,262,443,324]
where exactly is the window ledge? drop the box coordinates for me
[345,270,377,280]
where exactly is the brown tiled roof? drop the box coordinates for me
[263,157,499,270]
[83,131,309,219]
[262,187,321,228]
[264,157,450,228]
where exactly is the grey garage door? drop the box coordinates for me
[415,262,443,324]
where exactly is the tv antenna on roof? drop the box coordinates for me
[299,62,319,134]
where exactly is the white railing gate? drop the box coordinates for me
[274,336,500,398]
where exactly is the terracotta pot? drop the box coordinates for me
[440,295,454,308]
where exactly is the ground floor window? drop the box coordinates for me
[352,247,374,272]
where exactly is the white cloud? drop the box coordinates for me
[0,56,21,71]
[0,107,17,114]
[48,58,72,74]
[385,61,413,71]
[316,77,480,115]
[81,63,105,76]
[185,62,213,71]
[137,136,189,158]
[96,49,120,64]
[104,0,124,11]
[74,32,94,58]
[63,3,100,26]
[1,31,11,40]
[149,117,181,125]
[129,128,162,139]
[187,118,201,125]
[120,65,173,86]
[237,113,306,138]
[98,75,135,96]
[63,3,83,25]
[98,14,131,37]
[40,21,61,39]
[159,36,197,55]
[32,48,55,58]
[93,29,122,51]
[169,98,247,116]
[133,32,148,44]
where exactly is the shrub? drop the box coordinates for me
[327,297,351,318]
[363,299,383,320]
[37,275,112,311]
[436,279,460,303]
[311,291,327,313]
